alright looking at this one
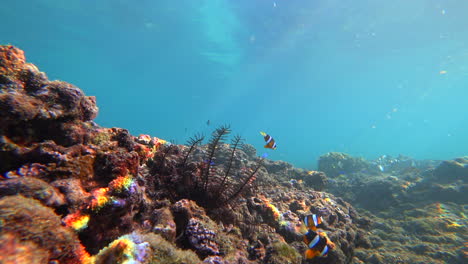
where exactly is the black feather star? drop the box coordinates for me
[203,125,231,191]
[216,134,244,196]
[182,133,205,167]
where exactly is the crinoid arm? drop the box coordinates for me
[216,134,244,195]
[202,125,231,191]
[225,155,264,204]
[182,133,205,167]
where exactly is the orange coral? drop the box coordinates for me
[75,244,93,264]
[63,212,90,231]
[152,137,168,150]
[261,196,281,221]
[89,187,111,211]
[109,175,134,193]
[0,45,26,76]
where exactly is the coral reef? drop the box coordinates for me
[185,218,220,256]
[0,195,91,263]
[0,233,49,264]
[93,233,150,264]
[142,233,201,264]
[318,152,369,178]
[1,45,464,264]
[322,152,467,264]
[351,201,467,264]
[326,154,466,210]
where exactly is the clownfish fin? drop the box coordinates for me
[305,249,319,259]
[260,131,267,136]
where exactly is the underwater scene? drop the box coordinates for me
[0,0,467,263]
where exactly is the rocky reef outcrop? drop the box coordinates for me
[318,152,370,177]
[323,152,466,210]
[321,152,467,263]
[0,45,370,264]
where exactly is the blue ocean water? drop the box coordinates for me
[2,0,468,169]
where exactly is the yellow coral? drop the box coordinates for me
[63,212,90,231]
[94,235,147,264]
[267,203,281,221]
[114,238,136,261]
[110,175,134,193]
[89,187,112,211]
[446,221,463,229]
[261,196,282,221]
[152,137,168,150]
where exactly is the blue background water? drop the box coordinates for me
[2,0,468,169]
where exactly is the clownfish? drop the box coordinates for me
[303,230,333,259]
[304,214,324,231]
[260,131,277,150]
[302,214,335,259]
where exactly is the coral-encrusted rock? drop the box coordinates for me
[242,144,257,159]
[93,232,150,264]
[1,141,97,184]
[94,148,140,179]
[151,207,177,242]
[171,200,222,257]
[263,160,293,174]
[186,218,220,256]
[0,177,66,207]
[0,233,49,264]
[0,196,89,263]
[203,256,229,264]
[296,170,328,191]
[242,187,367,264]
[51,178,91,208]
[0,45,98,147]
[264,241,302,264]
[0,45,27,76]
[170,199,250,262]
[141,233,201,264]
[318,152,369,178]
[433,157,468,183]
[409,157,468,204]
[352,202,466,264]
[171,199,208,220]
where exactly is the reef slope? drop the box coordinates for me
[0,45,369,264]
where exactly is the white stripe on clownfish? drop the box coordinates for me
[308,234,320,248]
[313,214,318,226]
[319,245,329,257]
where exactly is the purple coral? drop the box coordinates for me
[185,218,220,256]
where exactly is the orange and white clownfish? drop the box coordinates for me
[304,214,324,231]
[260,131,277,150]
[303,230,333,259]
